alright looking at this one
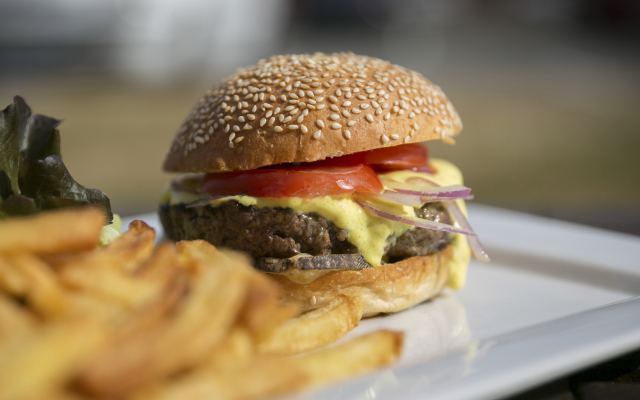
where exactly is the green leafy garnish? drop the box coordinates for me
[0,96,112,222]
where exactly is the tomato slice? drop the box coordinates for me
[305,143,429,171]
[201,164,383,199]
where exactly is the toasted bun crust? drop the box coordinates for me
[269,245,453,318]
[164,53,462,173]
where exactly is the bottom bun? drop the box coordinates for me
[269,244,453,318]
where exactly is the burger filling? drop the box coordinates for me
[159,147,479,289]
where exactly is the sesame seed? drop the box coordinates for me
[283,116,292,123]
[284,105,294,111]
[225,125,230,133]
[194,136,205,144]
[260,118,266,126]
[384,113,390,120]
[357,95,367,100]
[342,110,350,117]
[297,116,304,123]
[270,95,276,101]
[301,125,308,133]
[331,104,339,111]
[229,132,236,141]
[343,101,351,107]
[317,120,325,128]
[229,142,234,148]
[235,136,244,143]
[347,120,356,126]
[412,123,419,130]
[269,117,275,125]
[274,126,283,132]
[317,104,326,110]
[233,125,240,132]
[372,101,379,108]
[360,104,370,109]
[209,127,214,134]
[409,112,416,118]
[344,130,351,139]
[280,95,287,101]
[352,108,361,114]
[314,89,323,94]
[375,107,382,115]
[399,109,405,115]
[330,114,340,121]
[288,125,298,130]
[313,130,322,139]
[238,116,245,123]
[331,123,341,129]
[381,134,390,143]
[391,134,399,140]
[393,106,399,113]
[247,114,255,120]
[316,97,324,102]
[365,114,374,122]
[404,136,410,143]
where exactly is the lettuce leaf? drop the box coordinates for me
[0,96,112,223]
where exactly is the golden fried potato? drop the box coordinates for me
[0,207,105,256]
[0,320,107,400]
[77,250,251,397]
[256,294,364,356]
[295,330,404,388]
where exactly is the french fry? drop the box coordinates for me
[133,329,306,400]
[0,207,105,256]
[295,330,404,388]
[6,254,67,319]
[0,296,37,339]
[0,320,107,400]
[238,273,299,339]
[102,220,156,272]
[257,294,363,356]
[59,261,161,308]
[135,242,183,287]
[132,355,306,400]
[78,249,251,396]
[0,212,405,400]
[0,256,29,296]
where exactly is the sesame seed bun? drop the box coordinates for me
[163,52,462,173]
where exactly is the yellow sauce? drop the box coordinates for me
[160,158,471,289]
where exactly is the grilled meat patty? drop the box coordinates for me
[159,200,452,263]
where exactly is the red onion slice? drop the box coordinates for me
[356,200,475,236]
[356,191,424,207]
[381,179,472,199]
[443,200,490,263]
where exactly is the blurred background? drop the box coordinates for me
[1,0,639,234]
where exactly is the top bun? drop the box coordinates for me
[163,53,462,173]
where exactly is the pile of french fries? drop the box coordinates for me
[0,207,403,400]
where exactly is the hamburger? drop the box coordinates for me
[159,53,488,317]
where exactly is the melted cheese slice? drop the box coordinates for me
[160,158,471,289]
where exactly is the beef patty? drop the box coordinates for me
[159,200,452,263]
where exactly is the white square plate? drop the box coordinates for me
[124,204,640,400]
